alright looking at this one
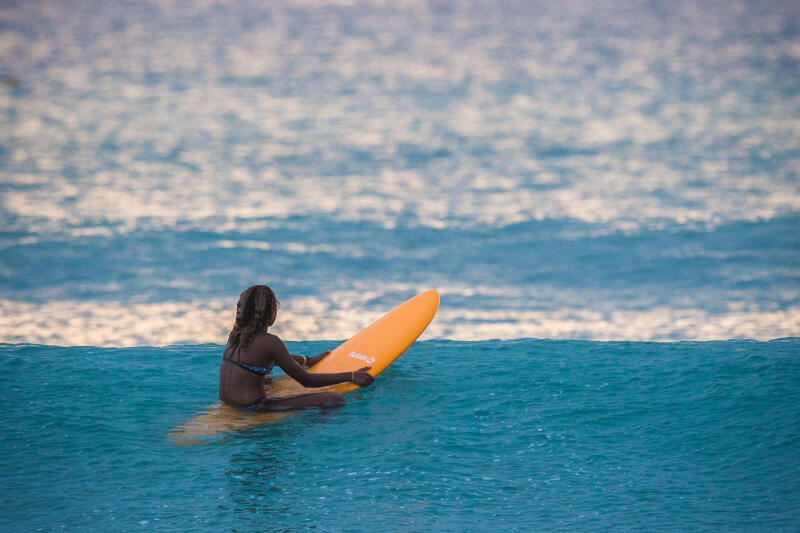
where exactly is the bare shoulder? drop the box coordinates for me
[254,331,289,354]
[264,331,285,346]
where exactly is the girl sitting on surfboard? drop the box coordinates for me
[219,285,374,410]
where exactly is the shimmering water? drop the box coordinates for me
[1,0,799,344]
[2,340,798,531]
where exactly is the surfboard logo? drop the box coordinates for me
[347,351,376,365]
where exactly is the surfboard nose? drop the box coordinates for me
[418,289,440,308]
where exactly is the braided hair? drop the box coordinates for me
[228,285,280,347]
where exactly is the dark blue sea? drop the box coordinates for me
[1,0,799,530]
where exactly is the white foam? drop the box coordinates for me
[1,293,796,347]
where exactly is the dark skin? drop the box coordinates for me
[219,330,374,409]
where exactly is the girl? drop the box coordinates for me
[219,285,373,410]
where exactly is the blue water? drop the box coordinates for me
[1,0,799,344]
[2,339,799,531]
[2,0,800,530]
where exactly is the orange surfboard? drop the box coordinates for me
[169,290,439,444]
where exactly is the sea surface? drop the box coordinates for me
[2,339,799,531]
[1,0,799,530]
[1,0,799,344]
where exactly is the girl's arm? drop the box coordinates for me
[274,346,372,387]
[290,350,331,367]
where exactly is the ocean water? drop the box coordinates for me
[1,0,800,530]
[1,0,799,344]
[2,339,799,531]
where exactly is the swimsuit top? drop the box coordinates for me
[222,343,275,376]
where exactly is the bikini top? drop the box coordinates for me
[222,343,275,376]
